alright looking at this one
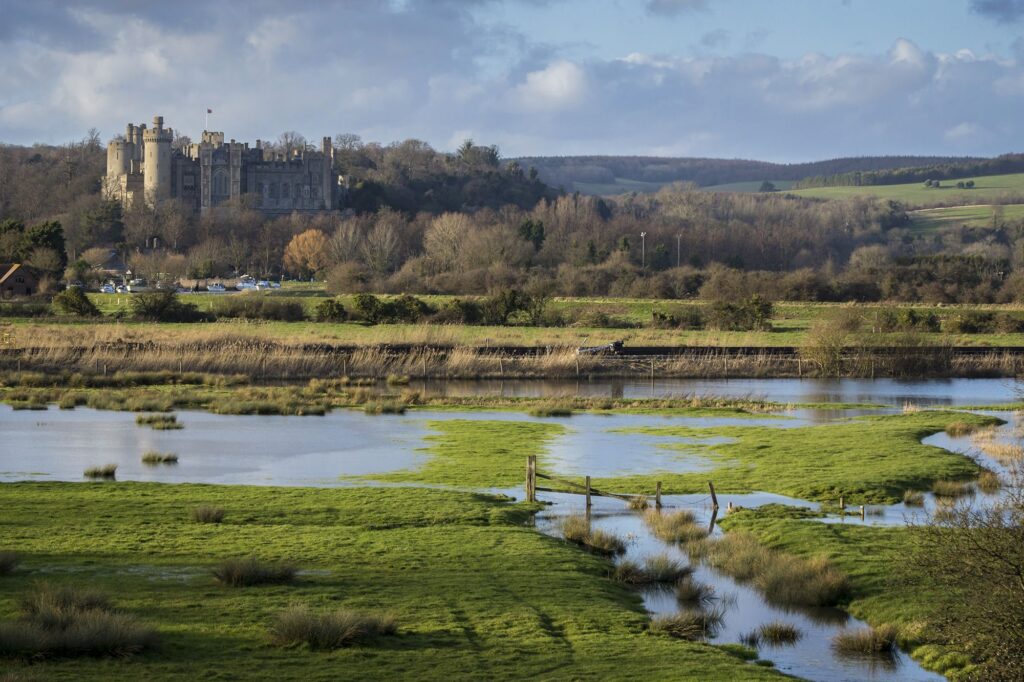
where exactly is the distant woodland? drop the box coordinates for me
[2,133,1024,305]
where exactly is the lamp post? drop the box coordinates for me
[676,233,682,268]
[640,232,647,269]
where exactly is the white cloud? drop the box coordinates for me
[944,122,983,141]
[512,60,588,111]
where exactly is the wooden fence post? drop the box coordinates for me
[839,496,845,510]
[859,505,865,520]
[708,481,719,509]
[585,476,592,510]
[525,456,536,502]
[655,481,662,509]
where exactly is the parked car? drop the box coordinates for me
[100,283,116,294]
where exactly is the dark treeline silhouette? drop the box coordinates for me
[793,153,1024,189]
[515,154,984,192]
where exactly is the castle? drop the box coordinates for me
[103,115,342,215]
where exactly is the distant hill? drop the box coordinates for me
[513,155,987,195]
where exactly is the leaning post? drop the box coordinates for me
[655,481,662,509]
[585,475,592,510]
[708,481,719,510]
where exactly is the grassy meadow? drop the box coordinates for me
[790,171,1024,207]
[908,203,1024,233]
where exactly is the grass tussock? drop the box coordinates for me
[191,505,226,524]
[140,451,178,465]
[755,621,802,646]
[643,509,707,543]
[932,479,975,498]
[527,405,573,418]
[212,558,296,587]
[703,532,849,607]
[0,582,157,659]
[902,489,925,506]
[612,555,692,585]
[83,464,117,480]
[650,607,725,641]
[627,495,649,511]
[675,576,717,607]
[135,413,182,430]
[944,421,979,437]
[558,515,626,556]
[385,374,410,386]
[831,624,899,657]
[270,605,397,650]
[0,552,19,575]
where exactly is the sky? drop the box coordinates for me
[0,0,1023,161]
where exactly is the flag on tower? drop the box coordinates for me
[207,108,213,114]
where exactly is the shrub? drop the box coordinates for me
[191,505,225,524]
[130,291,206,322]
[270,605,397,649]
[314,298,348,322]
[706,295,773,332]
[650,307,705,330]
[52,288,99,317]
[83,465,117,480]
[141,451,178,465]
[212,558,296,587]
[0,552,19,576]
[432,298,483,325]
[352,293,385,324]
[831,624,899,657]
[215,297,306,322]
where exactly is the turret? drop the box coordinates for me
[143,115,172,205]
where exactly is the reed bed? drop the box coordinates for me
[977,470,1002,493]
[135,414,182,430]
[944,421,979,437]
[902,489,925,506]
[557,515,626,556]
[643,509,707,543]
[831,624,899,657]
[650,606,725,641]
[931,480,975,498]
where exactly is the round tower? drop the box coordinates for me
[143,115,172,205]
[106,138,129,176]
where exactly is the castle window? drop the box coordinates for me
[282,183,289,199]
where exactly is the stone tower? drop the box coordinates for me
[143,115,173,205]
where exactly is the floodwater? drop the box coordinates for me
[1,377,1020,681]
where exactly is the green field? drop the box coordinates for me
[908,203,1024,232]
[572,178,795,196]
[790,172,1024,207]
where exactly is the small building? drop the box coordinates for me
[0,264,39,298]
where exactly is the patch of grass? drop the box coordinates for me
[0,582,157,659]
[140,451,178,465]
[212,558,296,587]
[832,624,899,657]
[932,479,974,498]
[135,414,182,430]
[83,465,117,480]
[0,552,19,575]
[558,515,626,556]
[612,555,692,584]
[0,481,781,679]
[755,621,802,646]
[944,421,978,437]
[650,607,725,641]
[191,505,225,524]
[363,402,406,415]
[270,605,397,649]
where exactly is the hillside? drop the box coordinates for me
[790,172,1024,208]
[515,154,983,195]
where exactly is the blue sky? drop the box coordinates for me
[1,0,1022,161]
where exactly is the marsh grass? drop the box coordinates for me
[83,465,117,480]
[0,582,157,659]
[831,624,899,657]
[902,489,925,506]
[675,576,716,607]
[703,532,849,607]
[527,405,573,418]
[944,421,979,437]
[613,555,692,584]
[977,470,1002,493]
[385,374,410,386]
[191,505,226,524]
[643,509,706,543]
[650,606,725,641]
[627,495,649,511]
[0,552,19,575]
[756,621,802,646]
[932,480,975,498]
[270,606,397,650]
[363,402,406,415]
[558,515,626,556]
[212,558,296,587]
[135,414,182,430]
[141,451,178,465]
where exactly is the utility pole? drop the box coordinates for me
[640,232,647,269]
[676,233,682,268]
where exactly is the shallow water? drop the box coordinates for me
[2,378,1021,681]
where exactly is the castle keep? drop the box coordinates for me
[104,115,341,215]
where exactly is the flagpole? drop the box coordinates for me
[205,109,208,131]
